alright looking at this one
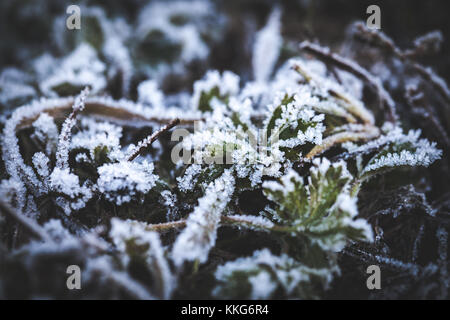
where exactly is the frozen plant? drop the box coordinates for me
[0,3,447,300]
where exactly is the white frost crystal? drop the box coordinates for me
[97,161,158,205]
[214,248,336,299]
[40,44,106,97]
[172,169,235,267]
[252,8,282,82]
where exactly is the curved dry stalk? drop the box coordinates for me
[299,40,398,123]
[127,118,180,161]
[305,125,380,160]
[13,98,199,131]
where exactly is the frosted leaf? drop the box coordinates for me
[264,91,325,151]
[31,113,58,156]
[191,70,240,112]
[110,218,174,299]
[252,8,282,83]
[97,161,158,206]
[360,127,442,179]
[40,44,106,97]
[43,219,72,242]
[0,98,71,206]
[213,249,336,299]
[263,159,373,252]
[177,164,203,192]
[70,118,123,163]
[49,167,93,214]
[137,80,165,109]
[172,169,235,267]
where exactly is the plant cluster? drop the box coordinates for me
[0,1,448,299]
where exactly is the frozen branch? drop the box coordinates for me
[127,118,180,161]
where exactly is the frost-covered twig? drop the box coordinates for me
[299,41,398,122]
[55,87,90,169]
[145,215,302,234]
[352,22,450,105]
[127,118,180,161]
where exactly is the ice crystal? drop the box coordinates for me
[0,3,446,300]
[263,158,373,251]
[172,169,235,267]
[252,8,282,83]
[97,161,158,206]
[214,249,336,299]
[40,44,106,97]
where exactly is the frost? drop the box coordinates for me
[0,68,36,110]
[224,214,275,230]
[136,0,214,73]
[138,80,165,109]
[0,4,447,300]
[97,161,158,206]
[103,37,133,95]
[32,152,50,180]
[31,113,58,156]
[56,87,90,170]
[214,249,336,299]
[110,218,174,298]
[359,127,442,179]
[191,70,240,112]
[252,8,282,83]
[172,169,235,267]
[40,44,106,97]
[263,159,373,252]
[49,167,93,214]
[71,118,123,162]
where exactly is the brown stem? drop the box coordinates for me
[127,118,180,161]
[145,215,292,233]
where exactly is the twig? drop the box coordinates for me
[352,21,450,105]
[299,40,398,123]
[145,215,292,233]
[127,118,180,161]
[0,200,53,243]
[55,87,90,169]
